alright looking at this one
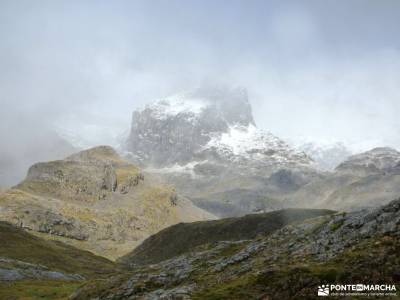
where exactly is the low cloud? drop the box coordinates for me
[0,0,399,185]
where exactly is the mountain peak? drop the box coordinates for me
[125,87,310,168]
[336,146,400,173]
[140,86,255,126]
[364,147,400,155]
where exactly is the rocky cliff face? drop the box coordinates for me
[124,87,317,217]
[125,87,256,167]
[125,87,311,169]
[0,146,215,259]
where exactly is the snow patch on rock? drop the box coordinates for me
[145,93,209,120]
[204,124,310,165]
[205,124,279,156]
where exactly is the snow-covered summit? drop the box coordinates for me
[125,87,312,170]
[204,124,310,166]
[138,86,255,126]
[145,92,209,120]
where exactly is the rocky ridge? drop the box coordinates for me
[71,198,400,299]
[336,147,400,175]
[291,147,400,211]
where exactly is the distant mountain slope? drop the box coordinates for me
[0,146,215,260]
[71,198,400,300]
[336,147,400,175]
[119,208,334,266]
[123,86,319,217]
[291,147,400,210]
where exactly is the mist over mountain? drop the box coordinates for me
[297,141,353,170]
[124,86,311,168]
[0,126,77,187]
[123,87,321,217]
[2,1,400,172]
[1,1,400,299]
[121,89,400,217]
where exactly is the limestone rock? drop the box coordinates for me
[0,146,215,260]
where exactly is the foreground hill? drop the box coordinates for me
[71,198,400,299]
[0,221,121,299]
[119,208,334,266]
[0,222,117,280]
[0,146,214,259]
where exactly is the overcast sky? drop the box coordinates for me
[1,0,400,151]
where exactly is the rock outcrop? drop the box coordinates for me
[0,146,215,259]
[0,257,84,282]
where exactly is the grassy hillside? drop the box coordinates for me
[0,222,118,279]
[119,208,334,266]
[0,280,81,300]
[71,199,400,300]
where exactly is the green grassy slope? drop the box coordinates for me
[0,222,118,279]
[0,280,81,300]
[119,208,335,266]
